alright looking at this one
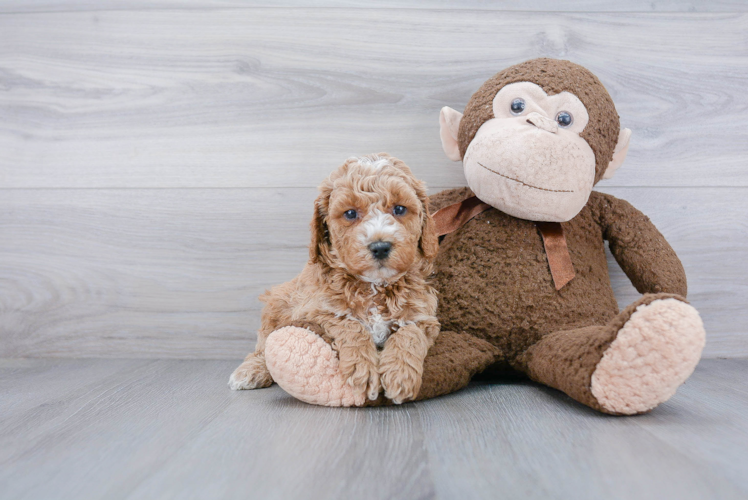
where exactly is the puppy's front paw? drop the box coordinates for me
[379,351,422,404]
[338,345,380,401]
[228,355,273,391]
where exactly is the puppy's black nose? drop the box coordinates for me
[368,241,392,260]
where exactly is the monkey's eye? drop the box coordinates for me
[393,205,407,216]
[510,98,526,115]
[555,111,573,128]
[343,209,358,220]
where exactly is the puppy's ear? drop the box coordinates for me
[309,188,332,265]
[419,209,439,261]
[417,189,439,262]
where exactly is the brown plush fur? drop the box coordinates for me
[458,58,620,184]
[430,186,686,359]
[410,187,688,410]
[229,154,440,404]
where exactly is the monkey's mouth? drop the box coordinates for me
[477,162,574,193]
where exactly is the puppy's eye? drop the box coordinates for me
[393,205,407,216]
[343,209,358,220]
[556,111,573,128]
[510,98,526,115]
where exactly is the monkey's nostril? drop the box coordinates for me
[368,241,392,260]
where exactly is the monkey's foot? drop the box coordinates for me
[591,298,706,415]
[264,326,365,407]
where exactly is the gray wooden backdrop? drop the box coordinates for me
[1,1,746,359]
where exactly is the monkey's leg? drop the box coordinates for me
[264,326,499,407]
[517,293,705,415]
[412,330,500,403]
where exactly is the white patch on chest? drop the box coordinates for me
[367,308,395,347]
[347,307,394,348]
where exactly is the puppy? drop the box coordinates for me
[229,153,440,404]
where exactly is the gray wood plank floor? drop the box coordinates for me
[1,357,746,500]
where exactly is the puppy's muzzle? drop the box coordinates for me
[368,241,392,260]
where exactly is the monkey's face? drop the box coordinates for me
[462,82,596,222]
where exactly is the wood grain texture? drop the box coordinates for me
[0,6,745,360]
[0,10,746,189]
[0,188,315,359]
[1,187,745,359]
[2,1,748,13]
[0,358,746,500]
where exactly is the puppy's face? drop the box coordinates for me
[310,155,438,283]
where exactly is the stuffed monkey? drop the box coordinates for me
[259,58,706,415]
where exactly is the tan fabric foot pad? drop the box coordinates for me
[265,326,364,407]
[591,298,706,415]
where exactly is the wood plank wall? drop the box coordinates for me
[1,2,746,358]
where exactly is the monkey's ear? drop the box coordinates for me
[439,106,463,161]
[603,128,632,179]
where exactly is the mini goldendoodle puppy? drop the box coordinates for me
[229,154,440,404]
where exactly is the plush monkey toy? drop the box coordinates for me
[262,58,706,415]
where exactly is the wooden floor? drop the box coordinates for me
[0,357,746,500]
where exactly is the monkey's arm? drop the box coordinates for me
[589,191,687,297]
